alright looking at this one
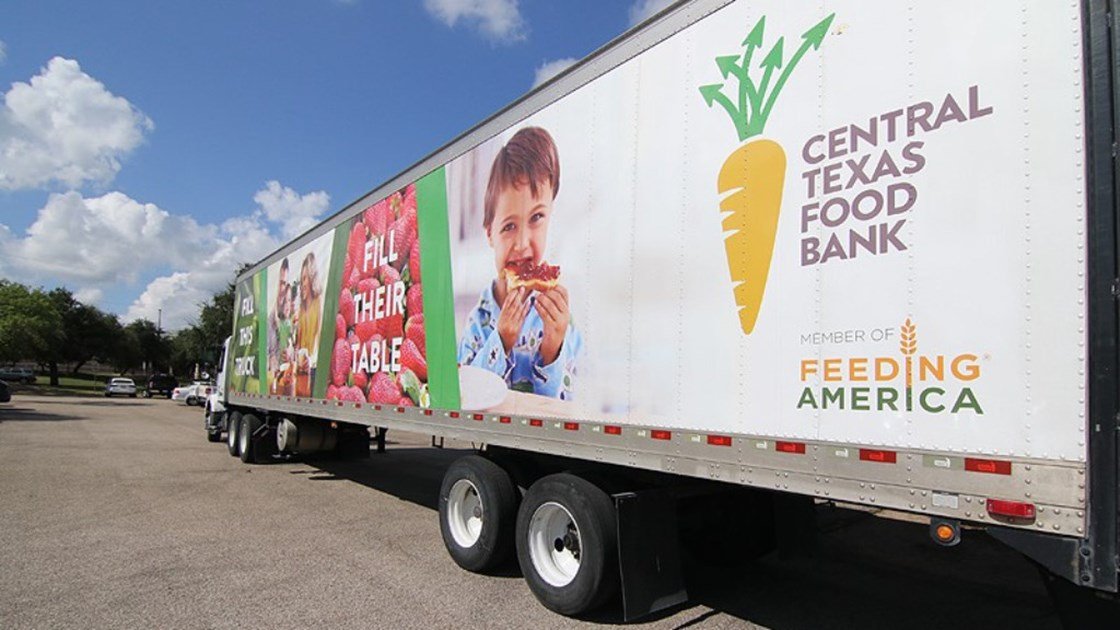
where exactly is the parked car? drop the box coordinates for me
[0,366,36,384]
[0,380,10,403]
[145,374,179,398]
[172,381,214,406]
[104,377,137,398]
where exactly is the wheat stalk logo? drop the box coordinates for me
[700,14,834,334]
[900,318,917,388]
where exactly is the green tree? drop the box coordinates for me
[0,280,62,366]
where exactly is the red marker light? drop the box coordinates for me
[449,411,460,418]
[859,449,897,464]
[651,430,671,441]
[965,458,1012,475]
[529,419,543,427]
[604,425,622,435]
[499,416,511,424]
[472,414,484,421]
[776,441,806,454]
[707,435,732,447]
[423,409,433,416]
[564,422,579,431]
[987,499,1036,520]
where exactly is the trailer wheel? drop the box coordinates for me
[226,411,243,456]
[186,396,198,407]
[516,473,619,616]
[439,456,519,572]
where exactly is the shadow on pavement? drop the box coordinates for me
[0,405,85,422]
[286,444,1060,629]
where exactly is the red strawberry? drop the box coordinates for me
[352,369,369,391]
[335,314,346,341]
[347,222,367,267]
[406,283,423,318]
[405,313,425,353]
[347,266,361,292]
[401,338,427,381]
[364,198,393,237]
[397,396,413,408]
[355,317,379,343]
[342,257,354,289]
[326,384,340,401]
[377,264,401,287]
[368,372,400,404]
[340,385,365,402]
[376,313,403,341]
[409,237,421,283]
[338,289,355,328]
[357,277,380,298]
[389,214,415,270]
[330,338,351,387]
[401,184,417,217]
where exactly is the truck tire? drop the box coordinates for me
[205,408,222,442]
[186,396,198,407]
[439,456,519,573]
[226,410,243,456]
[238,414,275,464]
[515,473,619,616]
[239,414,261,463]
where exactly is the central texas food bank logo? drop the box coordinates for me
[699,14,834,334]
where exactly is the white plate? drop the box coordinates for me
[458,365,508,411]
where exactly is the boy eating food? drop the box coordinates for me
[457,126,582,400]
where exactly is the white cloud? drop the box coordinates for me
[532,57,577,88]
[73,287,104,304]
[0,57,153,191]
[423,0,527,43]
[0,182,328,330]
[628,0,676,27]
[0,41,7,64]
[254,180,330,239]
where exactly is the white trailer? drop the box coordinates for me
[206,0,1119,623]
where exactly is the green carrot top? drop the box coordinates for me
[700,13,835,142]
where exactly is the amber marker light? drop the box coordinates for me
[929,518,960,546]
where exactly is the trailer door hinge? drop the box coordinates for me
[1112,278,1120,298]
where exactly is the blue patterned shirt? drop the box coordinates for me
[457,282,581,400]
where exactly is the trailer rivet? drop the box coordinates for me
[870,484,876,490]
[1037,522,1045,528]
[1025,479,1032,485]
[909,503,915,508]
[909,490,916,496]
[860,483,865,488]
[966,512,972,517]
[1053,524,1061,531]
[1053,508,1061,515]
[1077,527,1084,534]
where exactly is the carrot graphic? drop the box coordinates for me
[700,14,834,334]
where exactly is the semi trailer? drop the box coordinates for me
[205,0,1119,623]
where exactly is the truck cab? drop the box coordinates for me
[204,337,231,442]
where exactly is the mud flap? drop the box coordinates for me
[615,490,687,621]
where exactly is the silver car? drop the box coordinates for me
[105,378,137,398]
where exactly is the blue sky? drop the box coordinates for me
[0,0,675,329]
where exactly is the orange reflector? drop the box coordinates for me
[935,524,956,542]
[604,425,622,435]
[499,416,511,424]
[987,499,1036,520]
[707,435,732,447]
[776,441,806,454]
[472,414,484,421]
[564,422,579,431]
[449,411,460,418]
[529,419,543,427]
[651,430,671,441]
[965,458,1012,475]
[859,449,897,464]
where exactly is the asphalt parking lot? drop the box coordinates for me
[0,395,1061,629]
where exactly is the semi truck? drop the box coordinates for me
[204,0,1119,623]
